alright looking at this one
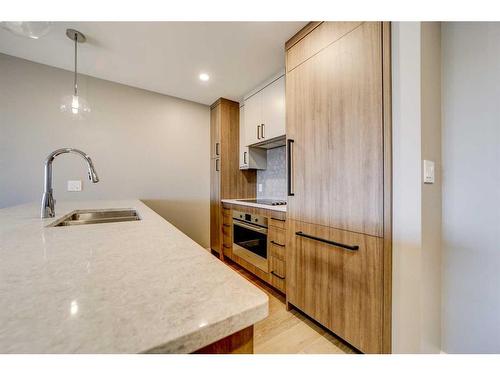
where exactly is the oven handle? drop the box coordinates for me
[233,219,268,234]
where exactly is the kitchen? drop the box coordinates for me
[1,2,500,372]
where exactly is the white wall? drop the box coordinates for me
[392,21,423,353]
[442,22,500,353]
[0,53,210,248]
[391,22,442,353]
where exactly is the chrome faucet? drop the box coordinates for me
[41,148,99,218]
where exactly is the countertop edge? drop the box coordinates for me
[221,199,287,213]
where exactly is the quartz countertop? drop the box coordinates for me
[0,200,268,353]
[221,199,287,212]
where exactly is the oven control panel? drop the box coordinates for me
[232,210,268,228]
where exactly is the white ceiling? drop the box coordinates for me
[0,22,306,105]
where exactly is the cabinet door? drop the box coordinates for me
[261,75,285,140]
[210,104,221,158]
[239,105,249,168]
[286,22,383,237]
[286,219,383,353]
[244,91,262,146]
[210,157,221,253]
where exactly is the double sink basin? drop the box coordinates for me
[48,209,140,227]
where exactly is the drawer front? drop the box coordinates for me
[269,227,286,247]
[286,219,384,353]
[270,272,286,293]
[270,256,285,278]
[222,206,231,220]
[222,212,232,227]
[269,242,285,260]
[269,217,286,230]
[269,256,286,293]
[222,223,232,245]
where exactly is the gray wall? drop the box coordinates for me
[0,53,210,248]
[442,23,500,353]
[256,146,286,200]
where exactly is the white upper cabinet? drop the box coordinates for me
[244,91,262,146]
[243,74,285,146]
[261,76,286,140]
[240,105,267,170]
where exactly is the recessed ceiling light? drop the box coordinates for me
[199,73,210,82]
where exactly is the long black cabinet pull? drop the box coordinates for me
[295,231,359,251]
[271,271,285,280]
[287,139,295,196]
[271,240,285,247]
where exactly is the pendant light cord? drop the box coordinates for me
[74,34,78,96]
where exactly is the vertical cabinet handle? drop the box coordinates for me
[287,139,295,196]
[257,125,261,140]
[215,142,220,156]
[215,159,220,172]
[243,151,247,165]
[261,123,265,139]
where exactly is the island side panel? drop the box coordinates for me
[192,326,254,354]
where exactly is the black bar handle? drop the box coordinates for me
[271,271,285,280]
[271,240,285,247]
[270,217,286,222]
[287,139,295,196]
[295,231,359,251]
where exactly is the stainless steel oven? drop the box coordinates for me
[232,210,268,272]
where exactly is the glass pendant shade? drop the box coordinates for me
[1,21,51,39]
[60,94,91,118]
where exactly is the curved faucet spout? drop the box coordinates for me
[41,148,99,218]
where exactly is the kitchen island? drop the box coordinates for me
[0,200,268,353]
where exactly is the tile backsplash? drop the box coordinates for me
[257,146,287,200]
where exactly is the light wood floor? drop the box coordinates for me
[224,259,358,354]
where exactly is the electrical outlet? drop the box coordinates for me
[67,180,82,192]
[258,184,263,193]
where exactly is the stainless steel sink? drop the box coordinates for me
[48,209,140,227]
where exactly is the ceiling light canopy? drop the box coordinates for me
[199,73,210,82]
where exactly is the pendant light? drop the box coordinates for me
[1,21,51,39]
[60,29,90,118]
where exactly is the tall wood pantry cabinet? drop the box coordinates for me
[285,22,392,353]
[210,98,256,257]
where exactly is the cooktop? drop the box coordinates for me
[237,199,287,206]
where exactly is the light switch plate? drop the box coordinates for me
[67,180,82,192]
[258,184,263,193]
[423,160,435,184]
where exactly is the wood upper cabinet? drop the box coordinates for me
[244,75,285,146]
[286,219,384,354]
[286,22,384,237]
[210,105,221,158]
[210,99,256,255]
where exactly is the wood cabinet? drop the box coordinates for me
[287,22,383,237]
[244,75,285,146]
[210,99,256,257]
[221,202,287,294]
[285,22,392,353]
[287,219,383,353]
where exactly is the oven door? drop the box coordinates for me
[233,219,268,261]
